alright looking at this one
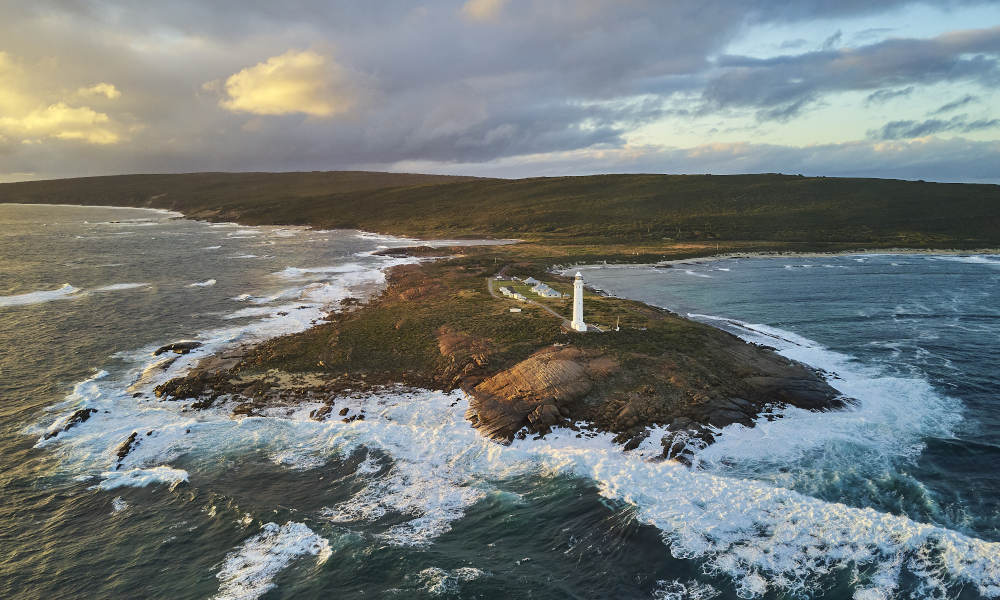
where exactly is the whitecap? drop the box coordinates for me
[188,279,217,288]
[111,496,129,514]
[203,245,223,250]
[653,579,720,600]
[273,264,367,279]
[417,566,487,596]
[0,283,81,307]
[932,254,1000,266]
[213,522,330,600]
[95,466,188,491]
[92,283,151,292]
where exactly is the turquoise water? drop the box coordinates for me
[2,204,999,599]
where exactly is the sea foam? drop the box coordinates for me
[33,245,1000,598]
[213,522,330,600]
[96,466,189,491]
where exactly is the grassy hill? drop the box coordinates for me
[0,171,480,216]
[2,171,998,248]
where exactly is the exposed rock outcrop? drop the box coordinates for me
[153,341,202,356]
[465,335,844,449]
[466,347,618,441]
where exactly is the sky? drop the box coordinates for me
[1,1,999,183]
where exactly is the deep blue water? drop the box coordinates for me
[577,254,1000,542]
[2,204,999,599]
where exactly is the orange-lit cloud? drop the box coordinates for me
[77,83,121,100]
[461,0,508,21]
[0,53,123,145]
[215,50,352,117]
[0,103,120,144]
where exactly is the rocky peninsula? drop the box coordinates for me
[152,242,845,460]
[9,169,990,460]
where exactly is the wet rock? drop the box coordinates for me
[232,403,260,417]
[115,431,139,467]
[338,407,349,416]
[621,430,650,451]
[152,341,202,356]
[310,403,335,421]
[44,408,98,439]
[706,408,751,428]
[190,394,220,410]
[527,404,561,430]
[744,376,843,410]
[667,416,693,431]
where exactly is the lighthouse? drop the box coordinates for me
[571,272,587,332]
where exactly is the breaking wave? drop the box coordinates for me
[213,522,331,600]
[0,283,80,307]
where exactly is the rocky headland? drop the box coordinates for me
[150,243,846,461]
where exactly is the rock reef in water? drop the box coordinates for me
[153,341,202,356]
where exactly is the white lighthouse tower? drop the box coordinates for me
[571,272,587,332]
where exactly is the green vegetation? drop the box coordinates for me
[3,171,998,249]
[238,253,571,382]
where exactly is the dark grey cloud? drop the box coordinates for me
[822,30,844,50]
[706,26,1000,120]
[852,27,895,43]
[868,114,1000,139]
[929,94,980,114]
[780,39,809,49]
[865,86,915,105]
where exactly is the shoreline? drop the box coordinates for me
[146,242,846,459]
[0,202,186,219]
[13,202,956,458]
[575,247,1000,271]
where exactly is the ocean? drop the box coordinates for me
[1,204,998,599]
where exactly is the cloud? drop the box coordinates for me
[868,115,1000,139]
[705,25,1000,121]
[821,30,842,50]
[0,103,120,144]
[78,83,121,99]
[928,94,979,115]
[216,49,353,117]
[1,1,999,181]
[461,0,508,21]
[0,52,123,145]
[780,38,809,49]
[864,86,914,105]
